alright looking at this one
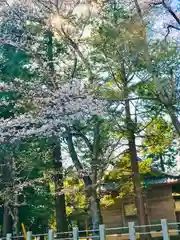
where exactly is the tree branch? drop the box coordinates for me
[72,132,93,152]
[151,0,180,34]
[165,25,180,40]
[60,27,93,83]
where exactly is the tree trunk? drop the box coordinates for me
[125,99,150,240]
[124,98,146,225]
[13,194,19,236]
[66,130,102,232]
[52,140,68,233]
[3,204,13,236]
[90,121,102,233]
[46,24,68,233]
[167,107,180,136]
[96,198,103,224]
[89,188,102,235]
[122,63,150,240]
[2,157,13,236]
[55,185,68,233]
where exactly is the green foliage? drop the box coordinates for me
[102,153,152,205]
[0,45,31,81]
[142,117,178,171]
[143,117,172,153]
[0,137,55,233]
[64,176,87,219]
[19,184,54,233]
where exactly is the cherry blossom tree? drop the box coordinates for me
[0,0,108,233]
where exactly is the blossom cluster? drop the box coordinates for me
[0,79,106,142]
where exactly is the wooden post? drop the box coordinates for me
[161,219,169,240]
[48,230,54,240]
[27,231,32,240]
[73,227,78,240]
[128,222,136,240]
[6,234,12,240]
[99,225,105,240]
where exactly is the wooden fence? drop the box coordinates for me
[2,219,180,240]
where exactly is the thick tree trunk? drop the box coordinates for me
[55,186,68,233]
[89,188,101,234]
[86,183,102,234]
[52,140,68,233]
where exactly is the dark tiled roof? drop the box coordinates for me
[102,165,180,192]
[144,176,180,186]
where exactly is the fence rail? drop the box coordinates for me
[2,219,180,240]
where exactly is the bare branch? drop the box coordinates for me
[165,24,180,40]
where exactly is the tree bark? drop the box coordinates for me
[167,107,180,136]
[3,204,13,236]
[122,63,150,240]
[13,194,19,236]
[52,140,68,233]
[66,129,102,232]
[90,121,102,234]
[89,187,102,234]
[125,98,150,240]
[46,21,68,234]
[2,156,13,236]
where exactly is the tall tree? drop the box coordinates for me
[87,4,162,238]
[65,117,121,232]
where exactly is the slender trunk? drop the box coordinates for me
[13,194,19,236]
[52,140,68,233]
[2,158,13,236]
[12,156,19,236]
[46,21,68,233]
[90,169,101,235]
[124,97,146,224]
[125,99,149,239]
[66,130,102,231]
[90,121,102,233]
[122,64,150,240]
[167,107,180,136]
